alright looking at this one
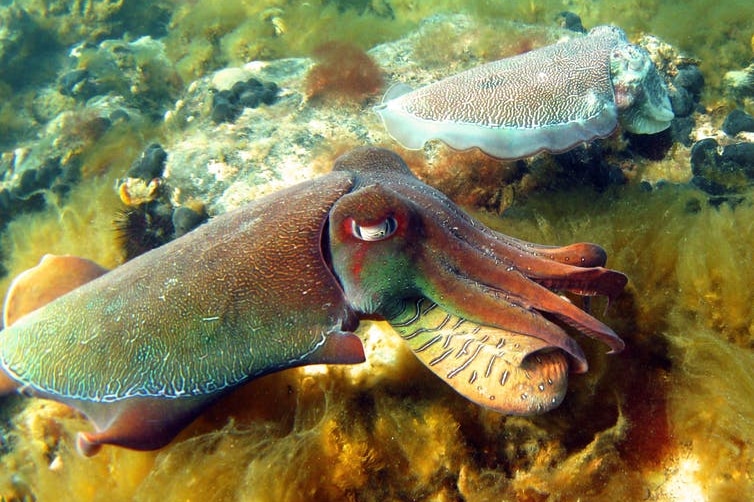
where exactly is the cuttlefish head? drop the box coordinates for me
[610,42,674,134]
[328,147,627,413]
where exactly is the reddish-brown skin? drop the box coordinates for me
[0,147,627,455]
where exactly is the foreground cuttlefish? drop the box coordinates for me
[376,26,674,159]
[0,147,627,456]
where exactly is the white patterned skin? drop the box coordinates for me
[376,26,674,159]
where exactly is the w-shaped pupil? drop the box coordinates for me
[351,216,398,241]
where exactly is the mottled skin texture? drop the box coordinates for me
[376,26,674,159]
[0,147,627,455]
[389,298,570,413]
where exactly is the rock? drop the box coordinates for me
[172,206,207,237]
[674,64,704,99]
[109,109,131,123]
[65,36,181,117]
[210,96,236,123]
[0,188,11,218]
[627,128,675,159]
[690,138,722,192]
[210,77,280,124]
[126,144,168,180]
[555,12,586,33]
[58,69,97,100]
[721,141,754,168]
[724,63,754,102]
[665,64,704,145]
[691,138,754,194]
[669,86,695,117]
[722,109,754,136]
[553,144,626,188]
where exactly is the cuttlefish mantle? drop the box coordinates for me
[375,25,674,159]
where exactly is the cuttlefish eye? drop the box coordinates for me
[350,216,398,241]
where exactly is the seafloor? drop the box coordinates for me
[1,1,753,501]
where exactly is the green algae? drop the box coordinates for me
[0,117,155,297]
[0,170,126,300]
[164,1,410,83]
[491,185,754,351]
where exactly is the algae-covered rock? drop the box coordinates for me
[724,62,754,104]
[64,36,181,118]
[0,5,57,90]
[691,138,754,194]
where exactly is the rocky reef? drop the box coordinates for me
[1,1,754,501]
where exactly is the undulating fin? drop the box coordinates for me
[3,254,109,328]
[381,82,413,102]
[70,329,366,457]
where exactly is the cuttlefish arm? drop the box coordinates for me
[375,26,673,159]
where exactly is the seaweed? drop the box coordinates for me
[305,41,383,103]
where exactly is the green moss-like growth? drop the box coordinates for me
[493,185,754,349]
[480,184,754,498]
[0,170,126,299]
[164,1,408,83]
[0,117,152,297]
[24,0,173,44]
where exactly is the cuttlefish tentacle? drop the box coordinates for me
[494,238,609,268]
[468,232,628,302]
[347,158,627,302]
[444,224,628,301]
[416,271,589,372]
[331,150,625,362]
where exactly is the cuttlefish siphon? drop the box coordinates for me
[0,147,627,456]
[375,26,674,159]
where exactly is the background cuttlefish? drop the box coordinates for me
[0,147,627,456]
[376,26,674,159]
